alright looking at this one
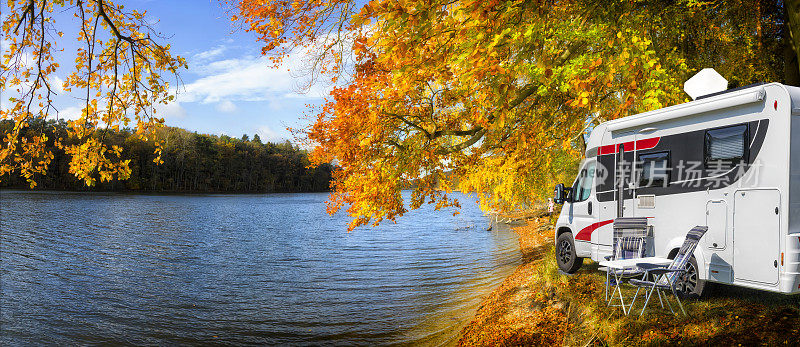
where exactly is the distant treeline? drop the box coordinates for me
[0,120,333,193]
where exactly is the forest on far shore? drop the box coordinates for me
[0,120,333,193]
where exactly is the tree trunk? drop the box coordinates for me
[757,1,762,53]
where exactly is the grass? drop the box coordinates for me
[458,212,800,346]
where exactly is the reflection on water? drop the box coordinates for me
[0,191,520,345]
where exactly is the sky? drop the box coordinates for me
[133,0,331,143]
[3,0,330,143]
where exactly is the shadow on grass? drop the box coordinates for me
[564,256,800,346]
[704,281,800,305]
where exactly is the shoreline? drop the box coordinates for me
[457,210,572,345]
[0,188,331,195]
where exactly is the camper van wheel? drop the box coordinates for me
[675,256,705,299]
[556,232,583,274]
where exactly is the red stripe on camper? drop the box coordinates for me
[598,145,616,155]
[596,137,661,155]
[621,141,635,153]
[574,219,614,241]
[636,137,660,151]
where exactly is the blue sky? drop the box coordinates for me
[134,0,328,142]
[3,0,328,143]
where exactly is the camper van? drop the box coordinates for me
[552,82,800,298]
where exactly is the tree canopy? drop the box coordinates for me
[2,0,796,230]
[1,0,185,187]
[232,0,792,229]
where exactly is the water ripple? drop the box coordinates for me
[0,190,520,345]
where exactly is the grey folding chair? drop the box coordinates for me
[628,225,708,316]
[611,217,649,260]
[604,217,649,302]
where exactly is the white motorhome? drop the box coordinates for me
[553,82,800,298]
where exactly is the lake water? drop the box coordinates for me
[0,191,520,345]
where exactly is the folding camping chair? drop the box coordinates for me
[603,217,649,305]
[628,225,708,316]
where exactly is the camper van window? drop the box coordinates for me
[705,125,747,166]
[638,151,670,187]
[573,162,596,202]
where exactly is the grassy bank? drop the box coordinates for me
[459,211,800,346]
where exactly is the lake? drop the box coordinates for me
[0,191,520,345]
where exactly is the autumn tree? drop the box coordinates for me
[231,0,793,230]
[1,0,186,187]
[3,0,789,229]
[0,120,333,192]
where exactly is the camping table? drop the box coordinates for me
[599,257,672,315]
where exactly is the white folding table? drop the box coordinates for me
[598,257,672,315]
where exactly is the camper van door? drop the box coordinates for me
[733,189,781,285]
[596,131,638,249]
[570,160,598,245]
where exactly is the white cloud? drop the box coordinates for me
[179,55,294,103]
[178,46,335,104]
[1,38,34,68]
[58,106,83,121]
[256,125,285,143]
[49,75,65,94]
[0,38,11,53]
[155,101,187,118]
[1,39,35,94]
[215,100,237,113]
[193,45,226,62]
[196,58,244,75]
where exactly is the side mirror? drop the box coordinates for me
[554,183,566,204]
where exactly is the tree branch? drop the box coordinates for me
[95,0,133,44]
[13,0,34,34]
[384,111,432,139]
[435,128,487,155]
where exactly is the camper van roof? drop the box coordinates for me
[696,82,767,100]
[604,83,774,133]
